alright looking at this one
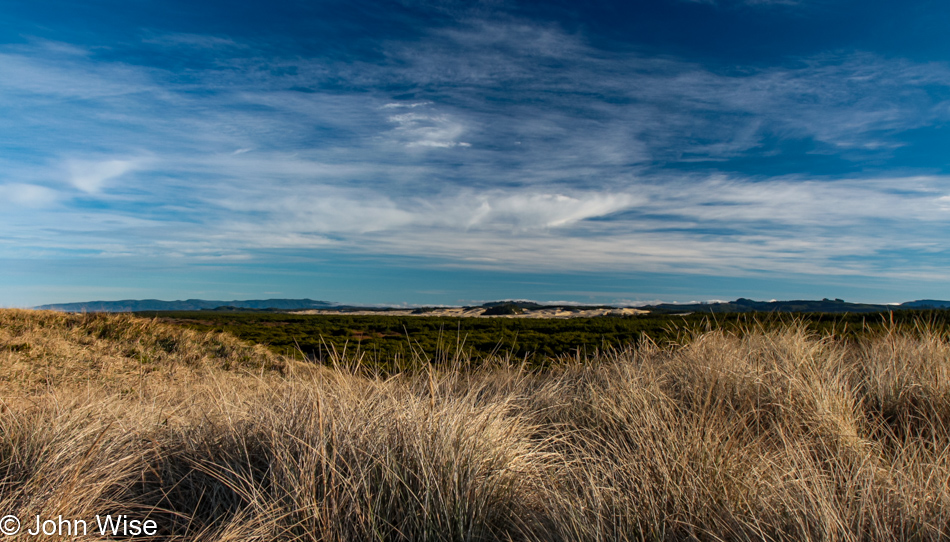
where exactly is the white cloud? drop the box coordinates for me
[386,110,469,148]
[151,172,947,278]
[381,101,432,108]
[215,184,638,235]
[0,49,154,99]
[141,32,242,50]
[444,191,640,229]
[0,183,60,208]
[66,159,143,193]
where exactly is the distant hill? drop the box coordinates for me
[645,298,894,314]
[481,300,545,310]
[900,300,950,309]
[35,298,335,312]
[478,300,613,310]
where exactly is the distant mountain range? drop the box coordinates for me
[470,298,950,314]
[34,298,336,312]
[645,298,950,313]
[31,297,950,313]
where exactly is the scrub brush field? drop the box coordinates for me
[142,309,950,370]
[2,308,950,541]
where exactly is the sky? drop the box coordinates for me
[2,0,950,307]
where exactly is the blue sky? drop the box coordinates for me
[2,0,950,307]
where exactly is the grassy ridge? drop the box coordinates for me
[0,309,286,395]
[144,309,950,370]
[3,309,950,540]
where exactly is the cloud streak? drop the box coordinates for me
[67,159,144,193]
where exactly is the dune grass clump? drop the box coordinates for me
[1,309,950,540]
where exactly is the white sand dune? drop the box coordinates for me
[294,307,649,318]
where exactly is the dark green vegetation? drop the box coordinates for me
[140,309,950,370]
[145,312,669,368]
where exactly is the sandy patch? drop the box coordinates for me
[293,307,649,318]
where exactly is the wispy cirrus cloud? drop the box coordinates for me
[140,32,244,50]
[385,108,471,148]
[2,18,950,292]
[0,183,61,208]
[67,158,145,193]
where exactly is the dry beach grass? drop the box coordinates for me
[1,309,949,540]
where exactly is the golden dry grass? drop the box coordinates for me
[1,309,949,541]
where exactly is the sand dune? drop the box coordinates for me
[295,307,649,318]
